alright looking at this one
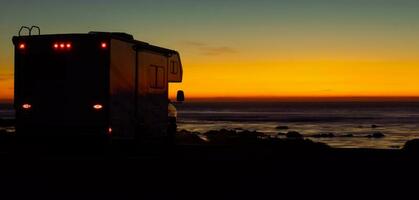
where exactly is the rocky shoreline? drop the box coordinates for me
[175,128,419,152]
[1,117,418,152]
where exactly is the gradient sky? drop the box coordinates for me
[1,0,419,101]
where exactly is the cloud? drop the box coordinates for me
[182,41,206,47]
[181,41,237,56]
[202,46,237,56]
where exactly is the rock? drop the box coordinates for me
[322,133,335,138]
[219,128,236,134]
[311,133,335,138]
[0,118,15,127]
[177,129,192,134]
[205,129,236,136]
[403,139,419,152]
[175,132,207,144]
[372,132,385,138]
[277,132,286,136]
[340,134,354,137]
[204,129,264,144]
[240,130,266,137]
[366,132,385,138]
[389,145,400,149]
[276,126,289,130]
[286,131,303,139]
[263,137,330,150]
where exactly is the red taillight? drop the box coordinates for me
[101,42,107,49]
[19,43,26,49]
[108,127,112,135]
[93,104,103,110]
[22,103,32,110]
[54,42,72,50]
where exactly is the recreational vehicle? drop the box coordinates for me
[13,27,184,142]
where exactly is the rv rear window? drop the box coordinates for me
[149,65,165,89]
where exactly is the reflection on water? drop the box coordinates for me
[0,106,15,134]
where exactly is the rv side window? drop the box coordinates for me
[149,65,165,89]
[170,61,178,74]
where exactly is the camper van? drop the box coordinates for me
[13,27,183,142]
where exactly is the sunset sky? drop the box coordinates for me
[1,0,419,101]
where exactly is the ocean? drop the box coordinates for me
[2,102,419,149]
[176,101,419,149]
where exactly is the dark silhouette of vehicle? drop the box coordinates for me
[13,26,184,142]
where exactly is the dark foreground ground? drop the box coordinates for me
[1,134,419,199]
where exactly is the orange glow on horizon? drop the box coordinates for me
[3,38,419,102]
[168,58,419,100]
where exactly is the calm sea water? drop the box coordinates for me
[176,101,419,149]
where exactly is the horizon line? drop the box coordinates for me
[171,96,419,102]
[2,96,419,104]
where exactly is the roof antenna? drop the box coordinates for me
[18,26,31,36]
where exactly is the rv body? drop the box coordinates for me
[13,32,183,140]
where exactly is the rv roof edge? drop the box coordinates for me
[133,44,179,57]
[87,32,180,55]
[88,31,135,41]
